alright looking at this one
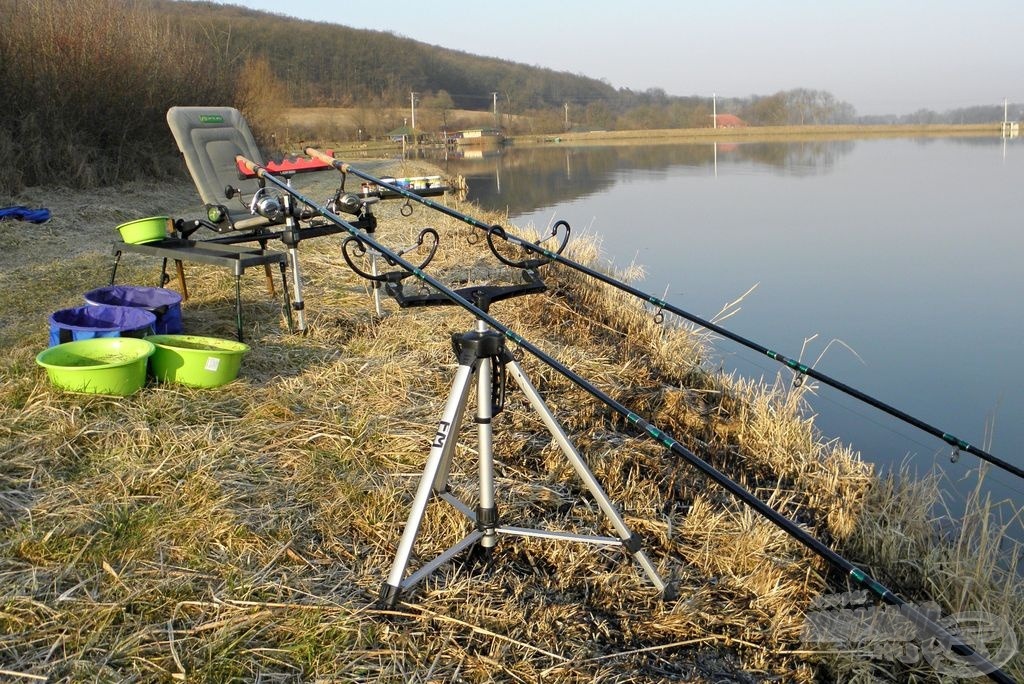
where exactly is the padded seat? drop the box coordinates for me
[166,106,276,231]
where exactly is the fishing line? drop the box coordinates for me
[239,155,1017,684]
[304,148,1023,483]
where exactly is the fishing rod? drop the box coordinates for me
[303,147,1023,483]
[239,154,1016,683]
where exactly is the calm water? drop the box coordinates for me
[427,136,1023,525]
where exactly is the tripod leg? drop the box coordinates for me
[506,360,672,597]
[476,354,498,551]
[278,260,294,333]
[286,246,306,333]
[380,362,477,606]
[370,251,383,317]
[234,274,243,342]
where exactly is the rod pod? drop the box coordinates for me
[238,155,1017,684]
[303,148,1022,482]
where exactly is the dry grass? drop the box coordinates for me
[0,160,1019,682]
[0,0,229,192]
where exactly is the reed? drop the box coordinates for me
[0,0,230,193]
[0,164,1018,681]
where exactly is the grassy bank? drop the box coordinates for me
[0,163,1020,681]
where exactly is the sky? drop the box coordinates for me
[205,0,1022,116]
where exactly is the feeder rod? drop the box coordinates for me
[241,155,1016,684]
[303,148,1023,482]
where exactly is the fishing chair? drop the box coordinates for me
[167,106,291,233]
[166,106,383,333]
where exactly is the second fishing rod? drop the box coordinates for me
[240,154,1014,684]
[304,147,1022,482]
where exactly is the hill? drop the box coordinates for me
[157,0,620,112]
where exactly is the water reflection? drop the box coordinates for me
[418,137,1022,537]
[419,140,856,216]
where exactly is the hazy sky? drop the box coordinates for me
[206,0,1022,116]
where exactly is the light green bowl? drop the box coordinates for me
[36,337,155,396]
[117,216,168,244]
[145,334,249,388]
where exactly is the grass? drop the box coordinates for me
[0,160,1020,682]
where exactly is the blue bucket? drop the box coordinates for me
[49,305,157,347]
[84,285,183,334]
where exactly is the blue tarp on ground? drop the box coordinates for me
[0,206,51,223]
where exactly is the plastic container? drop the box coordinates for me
[84,285,183,334]
[117,216,168,244]
[145,334,249,388]
[35,337,155,396]
[48,305,156,347]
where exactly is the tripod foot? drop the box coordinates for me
[460,543,497,575]
[661,581,679,602]
[378,582,402,608]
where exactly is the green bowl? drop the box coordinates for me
[36,337,155,396]
[117,216,168,244]
[145,334,249,388]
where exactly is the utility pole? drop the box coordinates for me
[410,91,417,131]
[564,102,569,129]
[712,92,717,129]
[491,91,498,127]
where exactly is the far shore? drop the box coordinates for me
[319,122,1003,155]
[509,122,1000,145]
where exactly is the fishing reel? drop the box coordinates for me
[485,219,571,270]
[326,192,365,216]
[249,186,284,222]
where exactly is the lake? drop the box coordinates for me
[424,135,1022,530]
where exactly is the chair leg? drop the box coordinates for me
[260,239,276,296]
[175,260,190,301]
[110,250,123,285]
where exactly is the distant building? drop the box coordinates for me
[386,125,416,142]
[452,128,505,147]
[714,114,747,128]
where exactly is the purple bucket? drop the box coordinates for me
[84,285,183,334]
[49,304,157,347]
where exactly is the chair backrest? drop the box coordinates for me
[166,106,268,228]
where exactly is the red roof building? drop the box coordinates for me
[714,114,747,128]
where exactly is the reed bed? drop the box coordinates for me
[0,162,1019,682]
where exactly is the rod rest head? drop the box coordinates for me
[385,275,546,312]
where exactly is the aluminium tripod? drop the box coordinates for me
[378,280,671,607]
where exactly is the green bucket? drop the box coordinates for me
[36,337,155,396]
[117,216,169,244]
[146,334,249,388]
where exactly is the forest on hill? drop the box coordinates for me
[0,0,1016,191]
[157,1,856,133]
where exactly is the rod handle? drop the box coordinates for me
[236,155,263,178]
[305,147,346,171]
